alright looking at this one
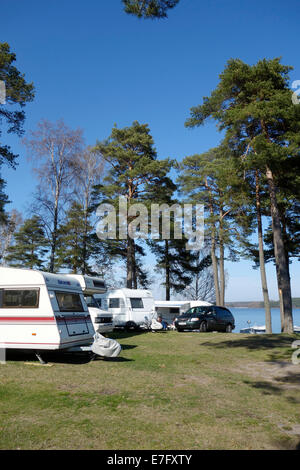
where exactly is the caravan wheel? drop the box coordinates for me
[125,321,139,332]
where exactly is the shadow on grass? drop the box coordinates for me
[5,349,133,365]
[243,379,300,404]
[274,372,300,386]
[119,343,137,350]
[244,379,282,395]
[111,329,151,340]
[200,334,299,364]
[201,334,295,351]
[201,334,297,360]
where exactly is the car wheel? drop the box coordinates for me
[199,321,207,332]
[225,323,232,333]
[177,328,183,332]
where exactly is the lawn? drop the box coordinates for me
[0,331,300,450]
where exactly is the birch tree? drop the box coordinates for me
[23,119,84,272]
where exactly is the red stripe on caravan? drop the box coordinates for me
[0,316,91,322]
[3,339,92,346]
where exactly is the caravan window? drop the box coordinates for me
[0,289,39,308]
[84,295,98,308]
[93,280,105,289]
[55,292,84,312]
[170,308,180,314]
[109,298,120,308]
[130,298,144,309]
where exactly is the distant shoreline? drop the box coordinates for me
[226,300,300,309]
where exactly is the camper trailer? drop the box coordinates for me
[95,288,156,330]
[154,300,212,325]
[66,274,114,333]
[0,267,95,353]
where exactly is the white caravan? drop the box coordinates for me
[66,274,114,333]
[0,267,95,354]
[154,300,212,325]
[95,288,156,330]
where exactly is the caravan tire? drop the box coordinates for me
[125,321,139,332]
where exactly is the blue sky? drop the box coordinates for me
[1,0,300,301]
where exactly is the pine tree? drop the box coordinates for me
[122,0,180,19]
[185,58,299,333]
[0,177,9,225]
[0,42,34,167]
[178,147,251,306]
[0,42,34,221]
[55,202,99,274]
[6,216,47,269]
[92,121,172,288]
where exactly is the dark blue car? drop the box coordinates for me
[174,305,235,333]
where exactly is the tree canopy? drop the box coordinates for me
[0,42,34,167]
[122,0,180,19]
[185,57,299,332]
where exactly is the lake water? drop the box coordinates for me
[230,307,300,333]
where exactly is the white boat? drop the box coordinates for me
[240,323,300,334]
[240,325,266,334]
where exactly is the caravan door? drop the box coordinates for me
[128,296,153,327]
[108,296,127,327]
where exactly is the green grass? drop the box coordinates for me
[0,331,300,450]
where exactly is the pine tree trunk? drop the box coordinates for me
[279,206,292,324]
[211,232,220,305]
[165,239,170,301]
[127,235,134,289]
[219,241,225,307]
[132,240,137,290]
[219,212,225,307]
[255,170,272,333]
[266,166,293,333]
[274,261,285,332]
[206,179,220,305]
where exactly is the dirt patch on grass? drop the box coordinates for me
[174,374,215,388]
[278,423,300,436]
[236,361,300,390]
[57,383,118,395]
